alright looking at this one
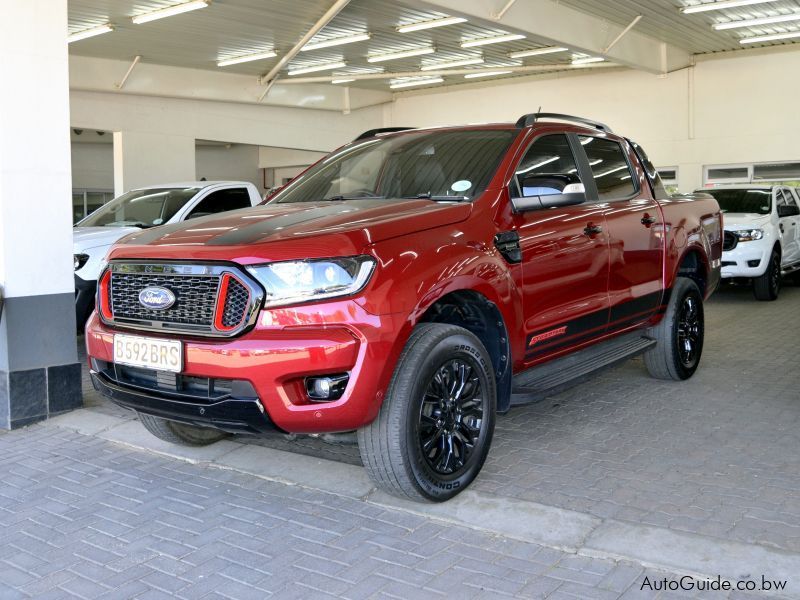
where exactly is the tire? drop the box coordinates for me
[357,323,496,502]
[753,249,781,301]
[138,412,228,446]
[644,278,704,381]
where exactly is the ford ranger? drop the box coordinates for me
[86,114,722,502]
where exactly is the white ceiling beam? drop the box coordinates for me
[257,0,352,101]
[278,62,615,84]
[408,0,692,74]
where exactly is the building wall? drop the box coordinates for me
[386,47,800,193]
[71,142,113,190]
[196,144,263,194]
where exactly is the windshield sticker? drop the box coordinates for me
[451,180,472,192]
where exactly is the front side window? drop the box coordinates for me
[272,129,517,204]
[579,137,637,201]
[512,134,580,198]
[188,188,252,218]
[78,187,200,227]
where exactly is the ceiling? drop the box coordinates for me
[67,0,800,91]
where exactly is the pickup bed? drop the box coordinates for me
[86,114,722,502]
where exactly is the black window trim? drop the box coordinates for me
[572,133,641,203]
[187,186,250,218]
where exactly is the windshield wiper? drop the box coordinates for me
[322,195,385,202]
[404,193,470,202]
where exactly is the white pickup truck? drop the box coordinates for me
[697,185,800,300]
[74,181,262,327]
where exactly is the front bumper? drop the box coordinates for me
[85,302,408,434]
[720,241,770,278]
[90,368,276,434]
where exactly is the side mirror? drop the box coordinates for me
[512,176,586,213]
[778,204,800,218]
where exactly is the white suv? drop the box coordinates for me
[697,185,800,300]
[74,181,262,327]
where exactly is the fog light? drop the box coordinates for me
[747,259,761,268]
[306,374,349,401]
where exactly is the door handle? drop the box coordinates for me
[641,214,656,226]
[584,223,603,236]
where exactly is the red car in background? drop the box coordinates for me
[86,113,722,502]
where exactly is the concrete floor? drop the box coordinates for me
[1,279,799,598]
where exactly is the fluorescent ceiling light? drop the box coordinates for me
[217,50,277,67]
[287,61,346,75]
[421,57,483,71]
[740,30,800,43]
[132,0,209,24]
[572,56,605,64]
[67,23,113,43]
[301,32,371,51]
[332,78,355,84]
[509,46,568,59]
[397,16,467,33]
[464,70,512,79]
[389,77,444,89]
[461,33,526,48]
[681,0,777,14]
[714,13,800,29]
[367,47,435,63]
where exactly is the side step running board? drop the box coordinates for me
[511,332,656,406]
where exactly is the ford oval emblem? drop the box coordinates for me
[138,286,176,310]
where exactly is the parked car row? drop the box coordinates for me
[79,113,725,502]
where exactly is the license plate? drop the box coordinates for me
[113,334,182,373]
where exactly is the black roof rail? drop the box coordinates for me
[354,127,416,141]
[515,112,613,133]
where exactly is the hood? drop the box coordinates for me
[722,212,772,230]
[115,199,472,250]
[73,226,141,251]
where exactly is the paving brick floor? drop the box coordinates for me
[0,424,757,600]
[79,280,800,554]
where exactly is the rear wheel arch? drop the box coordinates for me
[675,248,709,297]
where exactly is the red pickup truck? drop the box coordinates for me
[86,114,722,502]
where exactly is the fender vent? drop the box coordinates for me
[494,231,521,264]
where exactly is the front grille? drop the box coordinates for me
[103,263,261,336]
[723,231,738,251]
[111,273,219,326]
[222,278,249,328]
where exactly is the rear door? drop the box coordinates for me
[511,132,611,364]
[576,135,665,331]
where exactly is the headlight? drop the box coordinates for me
[74,253,90,271]
[246,256,376,308]
[733,229,764,242]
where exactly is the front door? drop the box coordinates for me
[777,188,800,265]
[511,133,610,365]
[577,135,665,331]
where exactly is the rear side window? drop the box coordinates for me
[579,136,637,201]
[188,188,251,218]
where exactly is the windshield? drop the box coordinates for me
[701,189,772,215]
[272,129,518,204]
[78,187,201,227]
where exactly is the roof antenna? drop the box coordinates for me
[536,105,542,114]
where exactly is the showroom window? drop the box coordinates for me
[72,188,114,224]
[704,161,800,187]
[656,167,679,195]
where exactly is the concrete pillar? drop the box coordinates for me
[0,0,81,429]
[113,131,196,196]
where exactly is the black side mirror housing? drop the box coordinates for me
[512,173,587,212]
[778,204,800,218]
